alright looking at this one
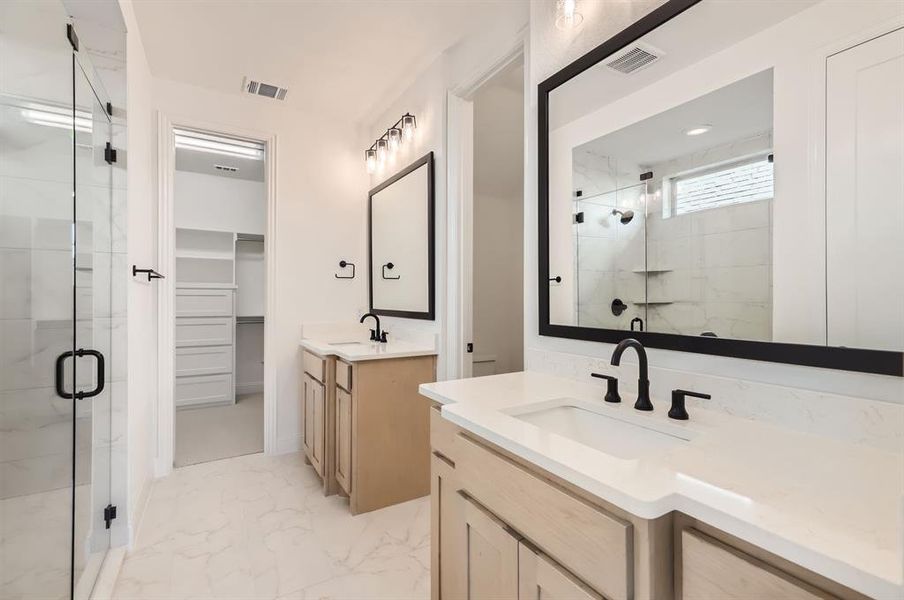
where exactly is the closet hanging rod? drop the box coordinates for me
[236,316,264,324]
[236,233,264,242]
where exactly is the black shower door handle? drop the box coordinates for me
[55,349,105,400]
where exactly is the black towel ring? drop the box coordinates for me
[382,262,400,280]
[335,260,355,279]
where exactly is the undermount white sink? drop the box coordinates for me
[505,398,693,460]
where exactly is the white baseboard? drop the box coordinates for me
[236,381,264,395]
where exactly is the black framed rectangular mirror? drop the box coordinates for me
[369,151,435,320]
[538,0,904,376]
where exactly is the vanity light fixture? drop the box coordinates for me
[364,113,417,172]
[684,124,712,136]
[555,0,583,30]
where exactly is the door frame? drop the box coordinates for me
[155,112,278,477]
[445,32,527,380]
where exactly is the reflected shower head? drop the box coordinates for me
[612,209,635,224]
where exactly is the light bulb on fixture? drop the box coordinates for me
[365,148,377,173]
[401,113,416,141]
[388,127,402,152]
[376,138,388,164]
[555,0,583,30]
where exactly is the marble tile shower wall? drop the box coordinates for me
[643,132,774,341]
[0,111,128,503]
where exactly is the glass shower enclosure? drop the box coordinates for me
[1,2,121,598]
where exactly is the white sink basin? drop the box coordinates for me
[505,398,692,460]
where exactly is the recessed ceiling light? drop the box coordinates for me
[685,125,712,136]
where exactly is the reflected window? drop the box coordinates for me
[668,154,773,216]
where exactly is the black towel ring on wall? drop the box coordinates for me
[382,262,400,280]
[335,260,356,279]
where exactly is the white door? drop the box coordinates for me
[826,27,904,351]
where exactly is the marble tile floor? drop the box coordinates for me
[113,452,430,600]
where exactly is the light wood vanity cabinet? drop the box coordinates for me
[302,349,435,513]
[430,410,866,600]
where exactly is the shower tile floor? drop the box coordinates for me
[113,452,430,599]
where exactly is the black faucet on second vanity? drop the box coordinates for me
[610,338,653,411]
[359,312,388,343]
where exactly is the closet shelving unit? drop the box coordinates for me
[174,227,264,408]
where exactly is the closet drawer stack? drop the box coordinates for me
[175,286,235,407]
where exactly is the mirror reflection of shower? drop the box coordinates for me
[612,208,634,224]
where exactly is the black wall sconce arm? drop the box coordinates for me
[335,260,356,279]
[132,265,164,281]
[382,262,400,280]
[549,276,562,283]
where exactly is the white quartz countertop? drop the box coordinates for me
[300,337,436,362]
[419,371,904,599]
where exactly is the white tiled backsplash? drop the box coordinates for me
[526,347,903,454]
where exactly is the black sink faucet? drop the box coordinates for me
[610,338,653,411]
[359,312,386,343]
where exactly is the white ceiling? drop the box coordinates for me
[576,69,774,167]
[132,0,528,123]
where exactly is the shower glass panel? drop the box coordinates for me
[572,151,648,330]
[0,2,116,598]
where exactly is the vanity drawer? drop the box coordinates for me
[455,433,632,600]
[175,373,233,408]
[336,358,352,391]
[302,350,325,383]
[175,345,233,377]
[175,317,233,347]
[175,287,233,317]
[680,529,832,600]
[430,405,459,462]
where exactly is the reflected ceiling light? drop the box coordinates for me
[555,0,583,30]
[684,125,712,136]
[363,112,417,172]
[173,128,264,159]
[21,106,92,133]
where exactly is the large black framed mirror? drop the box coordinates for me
[538,0,904,376]
[368,152,436,320]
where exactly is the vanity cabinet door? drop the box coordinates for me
[335,386,352,494]
[518,543,602,600]
[431,452,466,600]
[302,373,325,477]
[460,493,520,599]
[311,378,325,476]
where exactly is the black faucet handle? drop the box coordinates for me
[380,330,389,343]
[369,328,377,341]
[668,389,711,420]
[591,373,621,403]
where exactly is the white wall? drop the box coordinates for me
[473,74,524,375]
[363,11,528,379]
[526,0,904,404]
[153,77,368,455]
[120,0,156,542]
[174,170,266,234]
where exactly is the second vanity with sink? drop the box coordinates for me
[299,330,437,514]
[420,371,901,600]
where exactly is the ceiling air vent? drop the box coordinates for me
[242,77,288,101]
[604,43,663,75]
[214,164,238,173]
